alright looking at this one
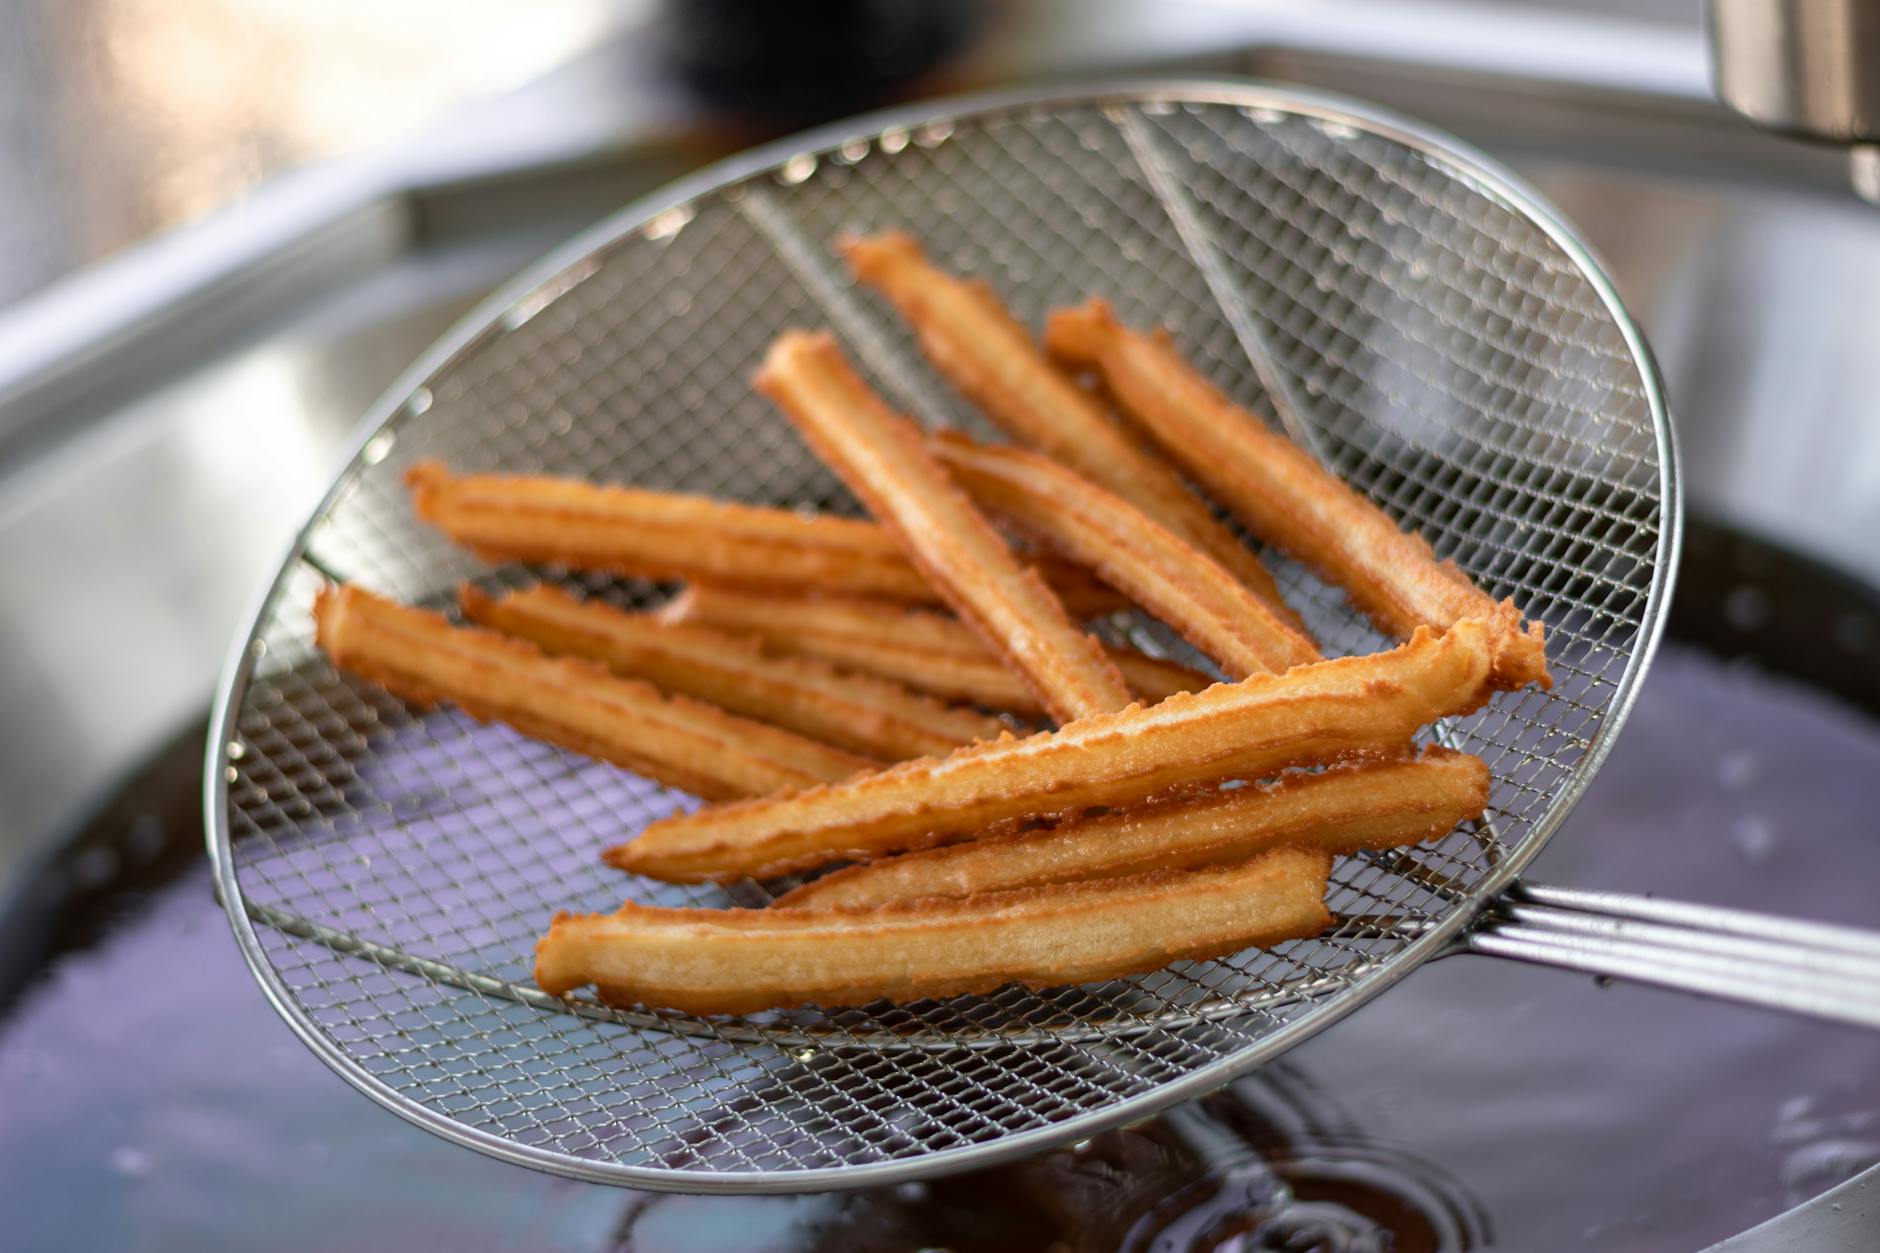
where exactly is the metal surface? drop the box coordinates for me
[1709,1167,1880,1252]
[1472,885,1880,1026]
[204,79,1678,1190]
[1708,0,1880,143]
[1707,0,1880,204]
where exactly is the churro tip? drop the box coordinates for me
[403,459,451,492]
[1042,297,1118,361]
[534,915,581,997]
[839,229,922,272]
[310,581,351,654]
[456,581,496,616]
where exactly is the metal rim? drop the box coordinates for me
[204,75,1680,1192]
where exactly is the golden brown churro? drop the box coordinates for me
[313,584,871,801]
[932,432,1320,677]
[756,331,1131,722]
[405,461,1121,615]
[607,620,1496,882]
[663,585,1208,715]
[843,232,1308,634]
[459,583,1006,761]
[776,749,1488,909]
[537,847,1333,1013]
[1046,300,1550,690]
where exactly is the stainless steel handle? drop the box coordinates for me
[1708,0,1880,143]
[1469,882,1880,1028]
[1708,0,1880,200]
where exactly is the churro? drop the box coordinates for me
[459,583,1006,761]
[1046,300,1550,690]
[756,331,1131,722]
[405,461,1120,614]
[537,847,1333,1013]
[663,585,1208,715]
[932,432,1319,677]
[313,583,871,801]
[777,749,1488,909]
[843,232,1307,633]
[607,620,1496,882]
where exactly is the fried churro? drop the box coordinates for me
[776,749,1488,909]
[933,432,1319,677]
[459,583,1006,761]
[663,585,1209,715]
[607,620,1496,883]
[1046,300,1550,690]
[756,331,1131,722]
[313,583,871,801]
[843,232,1308,634]
[537,847,1333,1013]
[405,461,1121,614]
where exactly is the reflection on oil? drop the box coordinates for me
[612,1067,1487,1252]
[1108,1075,1487,1252]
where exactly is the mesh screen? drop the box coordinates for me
[212,89,1667,1187]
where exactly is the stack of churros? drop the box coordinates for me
[314,233,1548,1017]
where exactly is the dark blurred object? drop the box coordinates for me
[1707,0,1880,199]
[655,0,981,121]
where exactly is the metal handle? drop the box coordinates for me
[1468,882,1880,1028]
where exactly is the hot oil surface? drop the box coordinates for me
[3,645,1878,1250]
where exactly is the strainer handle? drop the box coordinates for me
[1466,882,1880,1028]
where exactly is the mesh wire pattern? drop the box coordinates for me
[207,82,1672,1190]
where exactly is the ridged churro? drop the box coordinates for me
[933,432,1319,677]
[607,620,1497,882]
[663,585,1209,715]
[536,847,1333,1013]
[843,232,1307,633]
[313,583,871,801]
[459,583,1006,761]
[1046,300,1550,690]
[776,749,1489,909]
[405,461,1121,614]
[756,331,1131,722]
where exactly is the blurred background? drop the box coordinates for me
[4,1,1880,1250]
[0,0,1702,311]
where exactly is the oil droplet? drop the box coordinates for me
[791,1047,817,1063]
[361,430,397,465]
[1724,585,1770,632]
[779,153,817,185]
[643,204,694,241]
[110,1146,153,1178]
[1715,749,1758,791]
[1731,815,1776,862]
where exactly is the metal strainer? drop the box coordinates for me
[205,80,1880,1193]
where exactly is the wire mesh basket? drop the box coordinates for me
[206,80,1672,1190]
